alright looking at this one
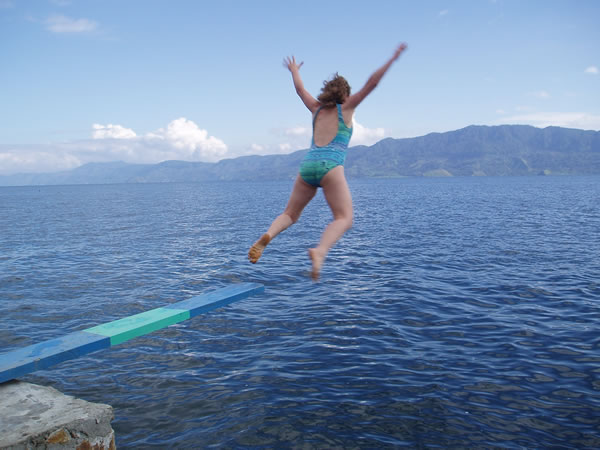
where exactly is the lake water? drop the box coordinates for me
[1,176,599,448]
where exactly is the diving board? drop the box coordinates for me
[0,283,264,384]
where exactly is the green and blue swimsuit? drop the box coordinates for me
[299,103,353,187]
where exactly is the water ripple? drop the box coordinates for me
[1,178,599,448]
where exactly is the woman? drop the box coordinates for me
[249,43,407,280]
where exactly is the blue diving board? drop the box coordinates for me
[0,283,264,384]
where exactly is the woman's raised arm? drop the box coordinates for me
[345,43,407,110]
[284,56,320,112]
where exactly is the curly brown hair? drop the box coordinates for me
[317,73,351,107]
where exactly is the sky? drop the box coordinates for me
[1,0,599,175]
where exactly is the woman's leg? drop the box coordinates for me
[248,175,317,263]
[308,166,353,280]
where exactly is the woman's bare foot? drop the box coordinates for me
[308,248,325,281]
[248,233,271,264]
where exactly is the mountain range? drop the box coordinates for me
[1,125,599,186]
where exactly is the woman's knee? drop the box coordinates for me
[283,210,301,224]
[343,215,353,231]
[336,214,353,231]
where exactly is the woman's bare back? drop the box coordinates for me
[312,105,354,147]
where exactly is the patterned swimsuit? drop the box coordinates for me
[299,104,353,187]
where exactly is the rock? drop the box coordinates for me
[0,381,115,449]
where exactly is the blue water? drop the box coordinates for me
[1,177,599,448]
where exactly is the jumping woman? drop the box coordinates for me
[249,43,408,280]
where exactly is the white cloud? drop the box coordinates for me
[0,118,387,175]
[91,118,227,160]
[0,118,228,175]
[92,124,136,139]
[0,147,82,175]
[285,126,310,137]
[499,112,600,130]
[253,126,311,155]
[46,14,97,33]
[515,105,534,112]
[584,66,598,75]
[239,141,300,157]
[351,120,386,146]
[439,10,449,16]
[152,118,227,159]
[529,90,550,99]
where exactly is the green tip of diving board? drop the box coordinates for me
[0,282,264,384]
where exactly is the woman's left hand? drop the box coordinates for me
[283,56,304,72]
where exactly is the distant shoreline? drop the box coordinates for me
[1,124,599,186]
